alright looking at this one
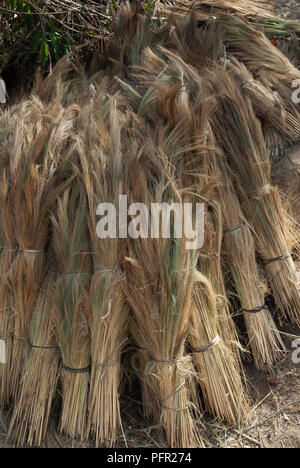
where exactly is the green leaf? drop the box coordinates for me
[40,39,49,66]
[50,33,61,60]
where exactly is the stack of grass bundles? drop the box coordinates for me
[217,164,285,369]
[209,68,300,325]
[78,96,129,447]
[128,51,249,424]
[221,15,300,105]
[51,181,91,439]
[0,111,17,405]
[8,100,80,447]
[123,121,199,448]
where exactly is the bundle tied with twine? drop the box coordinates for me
[0,110,17,405]
[78,95,129,447]
[51,181,91,439]
[7,273,59,447]
[217,164,285,369]
[123,46,250,426]
[193,209,250,425]
[123,120,200,448]
[189,266,250,425]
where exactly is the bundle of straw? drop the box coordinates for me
[8,97,66,400]
[51,183,91,440]
[217,167,285,369]
[7,273,59,447]
[78,97,129,447]
[0,112,17,405]
[209,68,300,325]
[123,122,200,448]
[189,267,250,425]
[126,52,249,424]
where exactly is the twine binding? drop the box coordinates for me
[225,223,245,234]
[263,255,290,266]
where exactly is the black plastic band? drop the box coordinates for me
[62,364,90,374]
[243,305,268,314]
[29,343,58,350]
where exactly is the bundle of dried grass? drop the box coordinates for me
[189,266,250,425]
[0,111,17,405]
[7,273,59,447]
[51,182,91,439]
[209,68,300,325]
[78,97,129,447]
[217,165,285,369]
[123,121,200,448]
[8,97,68,401]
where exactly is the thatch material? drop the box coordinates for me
[8,97,68,400]
[0,3,299,448]
[78,96,129,447]
[7,273,59,447]
[51,182,91,439]
[221,15,300,104]
[229,59,300,143]
[217,167,285,369]
[123,119,200,448]
[0,111,17,405]
[189,268,250,425]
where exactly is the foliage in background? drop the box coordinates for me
[0,0,168,97]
